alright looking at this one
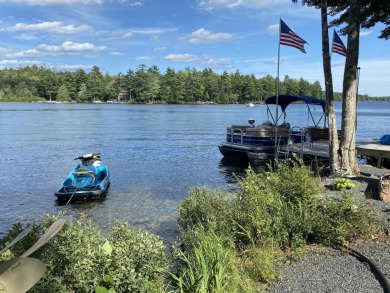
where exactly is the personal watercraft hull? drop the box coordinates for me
[54,154,110,202]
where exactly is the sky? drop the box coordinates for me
[0,0,388,97]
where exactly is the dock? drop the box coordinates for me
[356,141,390,168]
[279,140,390,168]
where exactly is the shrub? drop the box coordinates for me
[177,187,237,240]
[1,215,168,293]
[330,178,356,190]
[241,244,284,283]
[236,160,321,249]
[313,193,380,244]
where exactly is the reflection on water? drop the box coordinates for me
[218,158,248,181]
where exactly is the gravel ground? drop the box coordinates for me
[266,164,390,293]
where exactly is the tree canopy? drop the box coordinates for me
[0,65,327,103]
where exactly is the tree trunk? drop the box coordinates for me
[321,0,340,175]
[340,0,361,175]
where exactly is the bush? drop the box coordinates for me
[0,215,168,293]
[241,244,284,283]
[330,177,356,190]
[236,160,321,249]
[178,187,237,241]
[313,193,380,244]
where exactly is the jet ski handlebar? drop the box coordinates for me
[74,153,101,161]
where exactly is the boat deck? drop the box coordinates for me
[279,140,330,164]
[279,140,390,168]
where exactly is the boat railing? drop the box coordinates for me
[231,128,244,144]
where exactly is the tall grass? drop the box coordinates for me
[169,225,255,293]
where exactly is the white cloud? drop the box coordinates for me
[130,27,178,35]
[5,41,107,58]
[360,31,373,37]
[0,0,103,5]
[38,41,106,52]
[204,58,233,69]
[267,23,279,35]
[0,59,41,68]
[58,64,94,71]
[197,0,290,10]
[121,32,133,39]
[153,47,167,51]
[15,34,39,41]
[151,36,160,42]
[99,27,177,42]
[110,51,123,56]
[136,56,153,60]
[5,22,90,34]
[164,54,198,62]
[186,28,233,44]
[130,1,142,6]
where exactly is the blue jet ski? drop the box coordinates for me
[54,153,110,201]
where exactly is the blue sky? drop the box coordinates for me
[0,0,388,97]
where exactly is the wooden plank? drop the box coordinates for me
[356,141,390,168]
[356,141,390,159]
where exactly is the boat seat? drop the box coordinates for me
[73,168,95,177]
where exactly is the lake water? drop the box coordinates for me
[1,101,389,242]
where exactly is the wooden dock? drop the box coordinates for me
[280,140,390,168]
[356,140,390,167]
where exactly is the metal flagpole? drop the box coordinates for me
[274,19,281,160]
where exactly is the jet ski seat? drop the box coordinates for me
[73,168,95,177]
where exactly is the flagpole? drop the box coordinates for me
[331,29,334,59]
[274,19,281,160]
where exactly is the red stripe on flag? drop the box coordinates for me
[280,19,307,53]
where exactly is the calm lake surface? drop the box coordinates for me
[1,101,389,242]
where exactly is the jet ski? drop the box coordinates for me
[54,153,110,201]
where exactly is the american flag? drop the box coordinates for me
[280,19,307,53]
[332,30,347,57]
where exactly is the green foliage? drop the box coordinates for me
[169,226,255,293]
[178,188,237,241]
[0,64,329,103]
[95,276,117,293]
[330,177,356,190]
[313,193,380,244]
[236,160,321,248]
[0,215,168,293]
[241,244,284,283]
[174,158,385,287]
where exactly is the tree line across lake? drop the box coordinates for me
[0,64,388,103]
